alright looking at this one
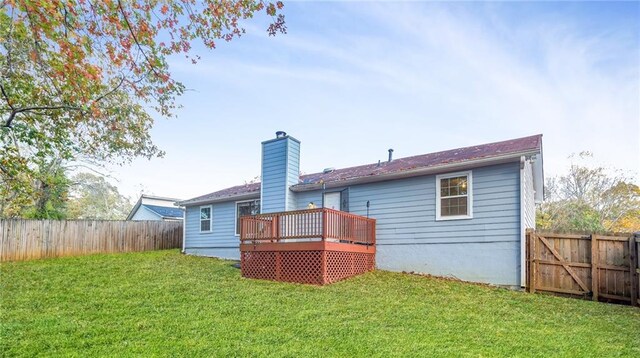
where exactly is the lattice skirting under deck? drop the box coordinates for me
[241,250,375,285]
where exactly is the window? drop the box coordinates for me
[236,200,260,235]
[200,206,212,232]
[436,171,472,220]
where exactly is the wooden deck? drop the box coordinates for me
[240,208,376,285]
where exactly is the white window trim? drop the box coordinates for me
[199,205,212,233]
[435,171,473,221]
[234,199,260,237]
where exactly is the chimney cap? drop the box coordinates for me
[275,131,287,138]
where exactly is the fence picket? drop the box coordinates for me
[592,234,599,302]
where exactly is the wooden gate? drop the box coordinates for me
[526,230,639,306]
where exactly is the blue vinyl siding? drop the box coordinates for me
[261,136,299,213]
[183,201,241,259]
[295,189,323,209]
[261,139,287,213]
[299,163,519,245]
[130,206,162,221]
[286,139,300,211]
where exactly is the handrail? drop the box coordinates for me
[240,208,375,246]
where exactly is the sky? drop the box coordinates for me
[106,1,640,201]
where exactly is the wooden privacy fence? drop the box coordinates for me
[0,219,183,262]
[526,230,639,306]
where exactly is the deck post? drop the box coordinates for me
[370,221,376,246]
[273,215,280,242]
[322,209,327,242]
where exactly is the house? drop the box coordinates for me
[177,132,543,287]
[127,194,184,221]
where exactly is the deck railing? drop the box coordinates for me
[240,208,376,246]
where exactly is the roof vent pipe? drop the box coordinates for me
[388,148,394,162]
[275,131,287,138]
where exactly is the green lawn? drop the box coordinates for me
[1,250,639,357]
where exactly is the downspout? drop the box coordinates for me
[519,156,526,288]
[181,206,186,254]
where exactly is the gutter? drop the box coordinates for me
[181,208,186,254]
[519,155,526,287]
[291,150,540,192]
[161,216,183,220]
[141,194,182,202]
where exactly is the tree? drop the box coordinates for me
[537,152,640,233]
[0,157,70,218]
[66,172,132,220]
[602,182,640,233]
[20,158,70,219]
[0,0,286,217]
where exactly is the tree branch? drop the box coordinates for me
[0,84,15,111]
[92,75,125,104]
[116,0,161,78]
[3,105,83,128]
[3,73,127,128]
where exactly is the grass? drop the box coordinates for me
[1,250,639,357]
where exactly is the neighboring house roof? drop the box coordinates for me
[142,204,184,219]
[178,134,542,206]
[126,194,184,220]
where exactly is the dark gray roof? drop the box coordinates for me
[297,134,542,186]
[143,204,184,219]
[179,134,542,206]
[179,182,261,206]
